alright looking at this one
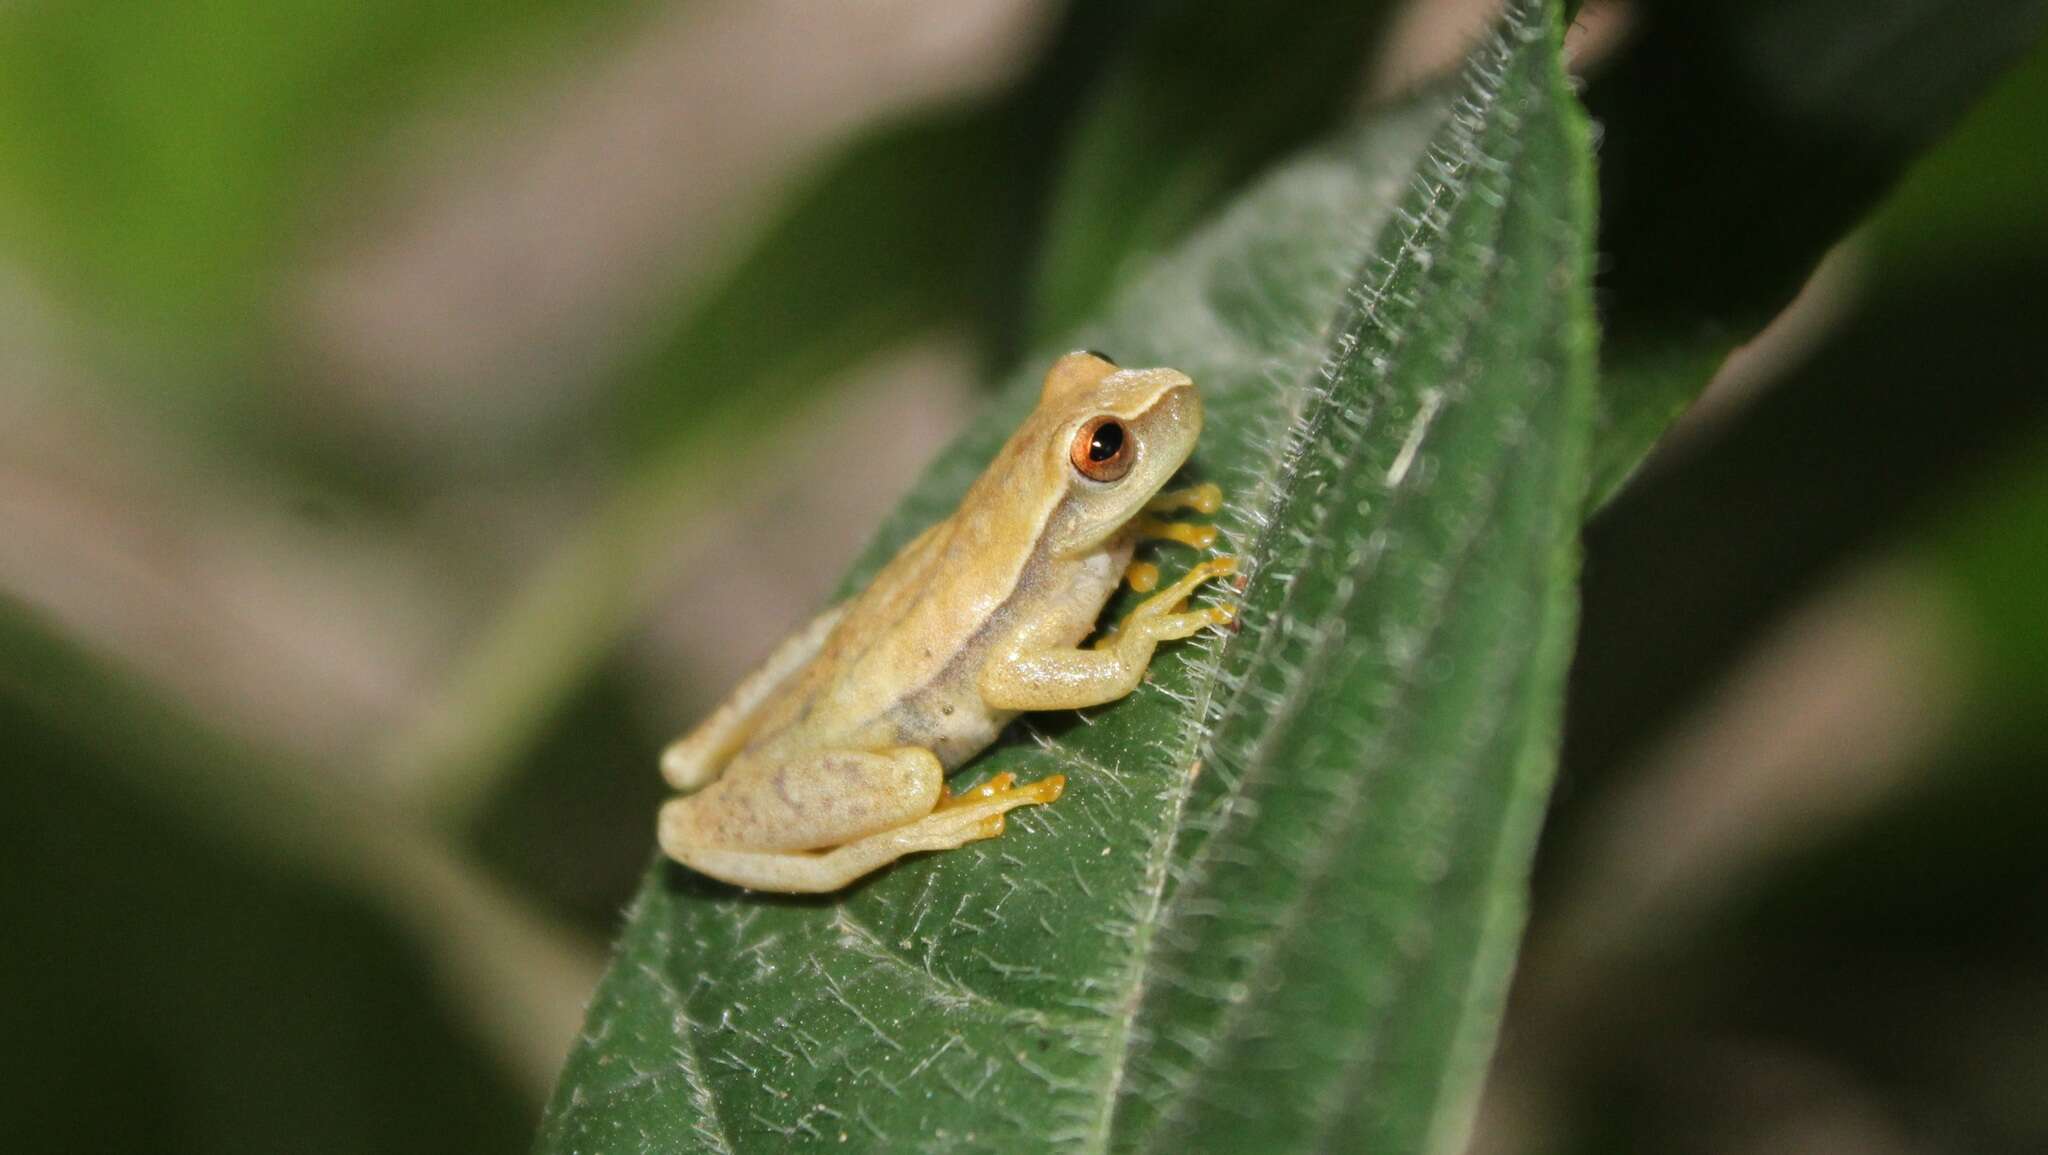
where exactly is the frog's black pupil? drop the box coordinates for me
[1089,422,1125,462]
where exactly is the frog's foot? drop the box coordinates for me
[938,770,1014,810]
[1145,481,1223,516]
[936,770,1064,814]
[926,771,1065,839]
[1124,560,1161,593]
[1116,555,1239,641]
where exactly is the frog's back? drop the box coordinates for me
[741,511,1037,758]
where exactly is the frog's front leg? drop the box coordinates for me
[658,746,1061,893]
[980,556,1237,711]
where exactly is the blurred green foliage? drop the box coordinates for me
[1026,1,1398,338]
[0,606,531,1153]
[1525,24,2048,1155]
[0,0,607,347]
[1,0,2045,1152]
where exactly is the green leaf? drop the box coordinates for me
[1553,34,2048,809]
[1582,0,2048,503]
[0,0,604,350]
[1864,37,2048,291]
[538,1,1596,1150]
[1564,259,2048,797]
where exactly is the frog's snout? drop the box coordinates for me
[1148,372,1201,439]
[1152,368,1195,399]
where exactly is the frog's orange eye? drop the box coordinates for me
[1071,416,1133,482]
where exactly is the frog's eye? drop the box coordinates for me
[1071,416,1133,482]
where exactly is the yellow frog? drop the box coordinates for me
[657,351,1237,892]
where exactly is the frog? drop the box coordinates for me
[656,351,1238,893]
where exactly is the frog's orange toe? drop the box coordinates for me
[1145,481,1224,516]
[887,769,1069,860]
[1133,517,1219,550]
[939,772,1014,811]
[938,770,1065,815]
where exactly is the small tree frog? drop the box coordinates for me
[658,352,1237,892]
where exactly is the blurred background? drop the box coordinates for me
[2,1,2044,1152]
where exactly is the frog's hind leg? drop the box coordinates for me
[670,784,1063,894]
[663,745,941,852]
[659,749,1064,894]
